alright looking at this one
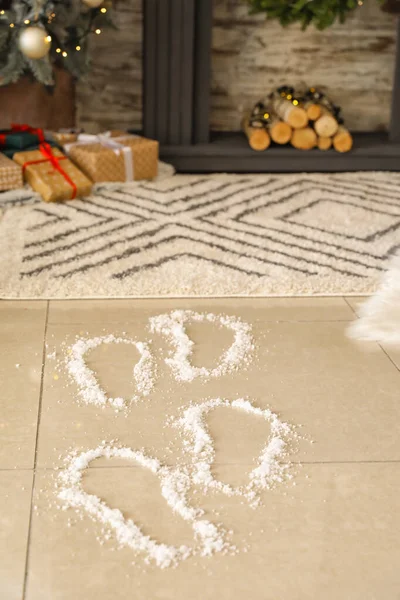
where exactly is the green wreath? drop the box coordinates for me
[247,0,397,30]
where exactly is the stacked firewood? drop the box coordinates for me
[242,86,353,153]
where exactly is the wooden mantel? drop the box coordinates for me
[142,0,400,172]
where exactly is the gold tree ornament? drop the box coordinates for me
[18,26,51,59]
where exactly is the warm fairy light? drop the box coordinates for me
[95,28,101,34]
[76,45,81,51]
[24,19,30,24]
[100,7,107,13]
[9,23,14,27]
[46,35,52,42]
[292,99,299,106]
[263,113,270,119]
[287,94,292,100]
[56,47,61,53]
[62,51,68,57]
[0,10,5,15]
[357,0,363,4]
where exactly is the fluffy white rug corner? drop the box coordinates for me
[347,251,400,345]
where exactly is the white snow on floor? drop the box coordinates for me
[174,398,296,508]
[65,334,155,411]
[149,310,254,382]
[54,311,302,568]
[57,442,230,569]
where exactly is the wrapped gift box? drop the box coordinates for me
[51,132,79,146]
[13,144,92,202]
[0,125,45,151]
[66,135,159,183]
[2,140,58,159]
[0,152,23,191]
[48,128,84,147]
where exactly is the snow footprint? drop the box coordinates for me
[65,335,155,411]
[174,398,296,508]
[149,310,254,382]
[57,443,230,569]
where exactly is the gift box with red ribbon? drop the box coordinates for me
[0,124,46,152]
[13,143,92,202]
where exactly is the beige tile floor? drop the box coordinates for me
[1,297,399,600]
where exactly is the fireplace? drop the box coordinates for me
[141,0,400,172]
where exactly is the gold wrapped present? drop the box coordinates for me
[51,132,79,146]
[0,152,23,191]
[66,134,159,183]
[13,144,92,202]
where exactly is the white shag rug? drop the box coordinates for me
[348,251,400,345]
[0,170,399,298]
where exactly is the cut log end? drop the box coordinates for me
[242,117,271,151]
[291,127,317,150]
[269,121,292,145]
[317,136,332,151]
[248,128,271,151]
[287,106,308,129]
[314,114,339,138]
[333,128,353,153]
[306,103,322,121]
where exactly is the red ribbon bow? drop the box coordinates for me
[11,123,45,142]
[22,142,77,200]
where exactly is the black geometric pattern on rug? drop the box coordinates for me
[17,174,400,281]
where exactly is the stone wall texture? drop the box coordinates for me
[76,0,397,133]
[212,0,397,131]
[76,0,143,133]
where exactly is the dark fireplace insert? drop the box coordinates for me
[142,0,400,172]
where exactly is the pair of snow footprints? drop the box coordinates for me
[59,311,294,568]
[66,310,254,410]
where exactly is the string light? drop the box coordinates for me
[46,35,52,42]
[263,113,270,120]
[292,99,299,106]
[100,7,107,13]
[62,51,68,57]
[9,23,14,28]
[56,47,61,53]
[0,10,5,15]
[24,19,30,24]
[76,45,81,51]
[95,28,101,34]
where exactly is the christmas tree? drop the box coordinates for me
[247,0,398,29]
[0,0,113,87]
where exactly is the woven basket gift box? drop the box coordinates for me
[67,135,159,183]
[0,152,23,191]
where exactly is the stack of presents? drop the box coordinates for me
[0,125,159,202]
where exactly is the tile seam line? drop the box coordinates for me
[46,319,355,326]
[343,296,358,316]
[22,299,49,600]
[343,297,400,372]
[30,460,400,472]
[378,343,400,373]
